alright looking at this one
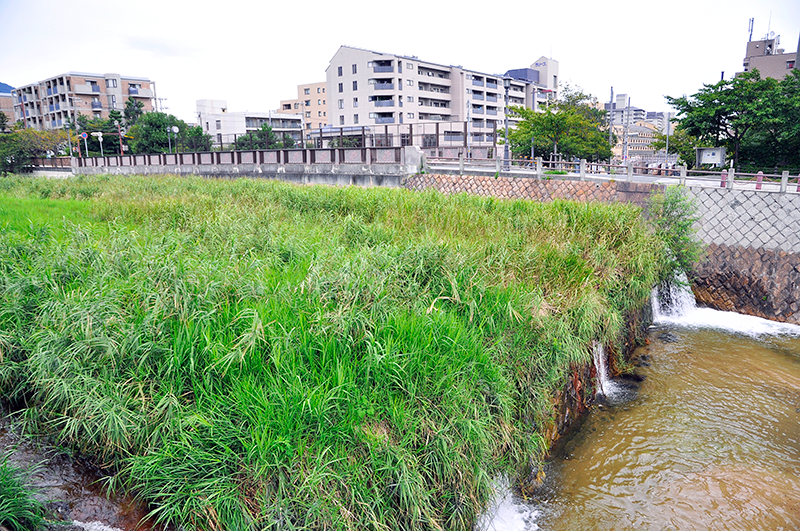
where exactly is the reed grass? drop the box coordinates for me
[0,453,46,531]
[0,174,671,530]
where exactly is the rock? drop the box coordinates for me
[657,332,679,343]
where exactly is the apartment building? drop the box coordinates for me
[0,84,13,131]
[605,94,646,127]
[739,33,798,79]
[11,72,154,130]
[277,82,328,131]
[324,46,558,147]
[613,121,660,162]
[197,99,305,147]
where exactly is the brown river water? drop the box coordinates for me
[481,283,800,531]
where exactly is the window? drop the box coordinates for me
[407,96,414,102]
[789,60,796,69]
[407,113,414,119]
[282,103,291,110]
[352,64,357,74]
[215,120,221,130]
[317,87,321,93]
[294,102,299,109]
[322,88,325,93]
[353,80,358,90]
[110,95,117,108]
[318,111,322,117]
[338,99,344,109]
[338,83,343,93]
[353,97,358,107]
[354,114,359,124]
[338,66,343,76]
[105,79,117,88]
[305,100,311,106]
[304,88,310,95]
[339,115,345,125]
[306,111,311,117]
[205,121,209,131]
[318,99,322,105]
[398,79,402,90]
[407,79,413,86]
[407,63,413,69]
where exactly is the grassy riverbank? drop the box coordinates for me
[0,174,670,530]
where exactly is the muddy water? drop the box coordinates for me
[0,416,157,530]
[481,294,800,530]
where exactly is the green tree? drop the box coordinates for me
[0,111,8,133]
[232,124,281,150]
[651,126,700,169]
[183,125,212,152]
[666,70,779,167]
[124,97,145,127]
[128,112,186,154]
[0,128,69,174]
[76,114,122,155]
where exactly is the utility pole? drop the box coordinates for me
[623,97,631,163]
[608,87,614,153]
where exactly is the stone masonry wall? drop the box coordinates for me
[686,187,800,324]
[403,173,800,325]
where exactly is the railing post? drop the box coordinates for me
[579,159,586,181]
[536,157,543,179]
[756,170,764,190]
[626,163,633,182]
[780,171,789,194]
[720,169,727,188]
[459,153,464,175]
[728,167,735,190]
[680,165,687,185]
[496,155,501,174]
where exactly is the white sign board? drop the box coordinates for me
[695,147,726,168]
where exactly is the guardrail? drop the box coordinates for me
[425,155,800,193]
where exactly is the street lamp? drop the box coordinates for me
[114,120,123,154]
[503,76,512,171]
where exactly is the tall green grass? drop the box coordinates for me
[0,453,46,531]
[0,174,670,530]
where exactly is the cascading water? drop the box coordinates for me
[591,341,619,397]
[652,272,800,337]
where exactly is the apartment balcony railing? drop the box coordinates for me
[373,100,394,107]
[486,109,498,116]
[373,83,395,90]
[486,82,498,89]
[472,93,484,100]
[91,101,102,109]
[486,94,498,102]
[48,103,60,112]
[472,79,484,87]
[128,87,139,95]
[92,85,101,92]
[472,108,484,114]
[375,116,395,124]
[47,87,59,96]
[373,65,394,73]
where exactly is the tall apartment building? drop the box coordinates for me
[197,99,305,147]
[739,33,798,79]
[605,94,646,126]
[277,82,328,131]
[324,46,558,146]
[0,83,14,131]
[11,72,154,130]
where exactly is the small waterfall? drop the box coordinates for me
[592,341,619,397]
[475,475,540,531]
[652,273,800,337]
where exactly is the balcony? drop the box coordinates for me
[373,82,394,90]
[375,116,395,124]
[486,109,498,116]
[128,86,139,95]
[486,94,498,102]
[91,101,102,109]
[373,65,394,73]
[472,93,484,100]
[486,82,498,89]
[472,79,484,87]
[92,85,101,92]
[472,107,484,114]
[374,100,394,107]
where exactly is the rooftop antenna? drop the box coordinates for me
[748,18,754,42]
[766,11,772,40]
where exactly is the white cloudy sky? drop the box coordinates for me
[1,0,798,123]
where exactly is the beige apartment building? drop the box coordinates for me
[613,121,660,162]
[11,72,154,130]
[278,82,328,131]
[323,46,558,148]
[0,91,13,131]
[739,34,798,79]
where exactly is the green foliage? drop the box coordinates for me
[0,128,70,174]
[127,112,188,154]
[0,454,46,531]
[123,97,145,126]
[183,125,213,152]
[76,113,123,155]
[667,69,800,169]
[648,185,704,280]
[0,175,671,531]
[508,86,612,162]
[0,111,8,133]
[327,136,362,148]
[651,127,699,169]
[233,124,283,150]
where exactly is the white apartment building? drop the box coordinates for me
[197,99,305,147]
[605,94,646,126]
[324,46,558,148]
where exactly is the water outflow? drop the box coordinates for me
[592,341,619,397]
[652,273,800,337]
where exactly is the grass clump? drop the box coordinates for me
[0,174,673,530]
[0,454,46,531]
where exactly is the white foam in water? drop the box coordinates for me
[652,273,800,337]
[475,476,540,531]
[592,341,622,397]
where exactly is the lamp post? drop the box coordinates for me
[503,76,511,171]
[114,120,123,154]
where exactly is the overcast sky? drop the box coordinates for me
[1,0,798,124]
